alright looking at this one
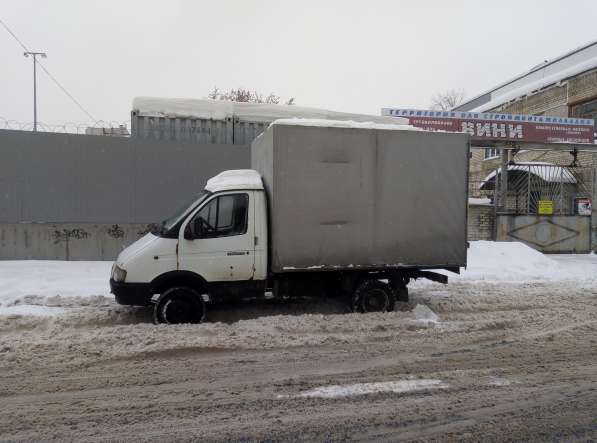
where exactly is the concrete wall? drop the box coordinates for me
[0,223,154,260]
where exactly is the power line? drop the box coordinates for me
[0,17,97,124]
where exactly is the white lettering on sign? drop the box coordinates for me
[508,124,523,139]
[461,122,475,135]
[461,121,525,139]
[477,122,491,137]
[492,123,507,138]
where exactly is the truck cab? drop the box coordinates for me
[110,170,268,323]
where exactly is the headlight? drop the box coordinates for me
[111,264,127,282]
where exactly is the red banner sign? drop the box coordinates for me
[382,109,595,145]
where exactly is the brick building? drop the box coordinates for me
[453,40,597,250]
[455,40,597,191]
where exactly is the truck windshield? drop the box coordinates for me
[152,191,211,238]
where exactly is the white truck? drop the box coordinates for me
[110,120,470,323]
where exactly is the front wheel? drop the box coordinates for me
[353,280,395,313]
[153,286,206,324]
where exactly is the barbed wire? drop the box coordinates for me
[0,117,130,135]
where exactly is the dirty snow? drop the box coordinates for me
[1,241,596,318]
[280,379,449,399]
[0,305,67,317]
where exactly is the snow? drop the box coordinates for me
[413,305,440,324]
[469,197,492,205]
[0,260,111,316]
[132,96,408,125]
[1,241,596,318]
[204,169,263,192]
[0,305,66,317]
[282,379,449,399]
[271,118,417,131]
[481,162,576,188]
[449,241,590,282]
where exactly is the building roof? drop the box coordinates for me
[480,162,577,190]
[455,40,597,112]
[132,96,402,125]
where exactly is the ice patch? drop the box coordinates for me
[487,377,512,386]
[413,304,440,324]
[280,379,449,399]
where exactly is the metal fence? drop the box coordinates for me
[0,117,130,135]
[472,163,593,216]
[0,129,250,223]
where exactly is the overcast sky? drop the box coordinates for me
[1,0,596,128]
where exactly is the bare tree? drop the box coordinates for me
[208,87,295,105]
[430,89,465,111]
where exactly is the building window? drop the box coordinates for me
[570,98,597,131]
[484,148,500,160]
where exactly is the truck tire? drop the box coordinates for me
[153,287,205,324]
[353,280,395,313]
[395,285,409,302]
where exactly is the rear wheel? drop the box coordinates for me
[153,286,205,324]
[353,280,395,313]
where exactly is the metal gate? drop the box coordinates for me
[478,162,594,252]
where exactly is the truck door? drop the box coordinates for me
[178,191,255,282]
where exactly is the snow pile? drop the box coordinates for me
[456,241,570,282]
[281,379,449,399]
[0,261,111,315]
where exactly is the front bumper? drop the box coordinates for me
[110,279,153,306]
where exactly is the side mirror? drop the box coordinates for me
[184,223,194,240]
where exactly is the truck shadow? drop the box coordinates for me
[203,296,352,324]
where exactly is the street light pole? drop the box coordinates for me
[23,51,46,132]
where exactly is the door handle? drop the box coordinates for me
[227,251,248,256]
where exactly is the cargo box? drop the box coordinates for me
[251,121,470,273]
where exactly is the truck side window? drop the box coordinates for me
[193,193,248,238]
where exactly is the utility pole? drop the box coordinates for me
[23,51,46,131]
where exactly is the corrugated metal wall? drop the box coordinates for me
[131,112,274,145]
[0,129,250,224]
